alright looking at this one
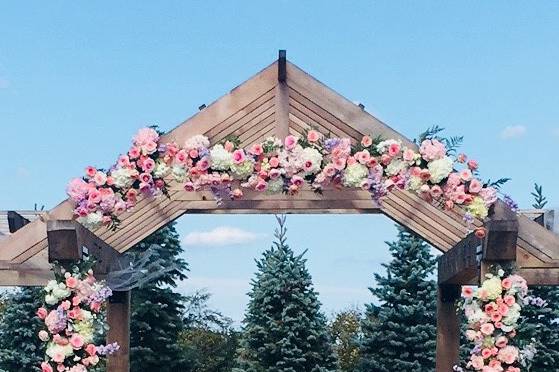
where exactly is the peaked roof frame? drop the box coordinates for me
[0,52,558,287]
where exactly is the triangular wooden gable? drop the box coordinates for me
[0,56,558,286]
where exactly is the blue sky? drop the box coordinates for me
[1,1,558,322]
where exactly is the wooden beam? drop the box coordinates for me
[7,211,30,233]
[46,220,119,276]
[107,291,131,372]
[278,50,286,82]
[435,284,461,372]
[482,200,518,262]
[438,232,480,284]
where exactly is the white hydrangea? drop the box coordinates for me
[376,139,401,154]
[266,178,284,194]
[153,160,171,178]
[110,167,136,189]
[481,276,503,300]
[301,147,323,174]
[209,144,233,171]
[503,303,522,326]
[184,135,210,150]
[427,156,453,184]
[385,159,407,176]
[46,342,73,361]
[407,176,424,192]
[343,163,369,188]
[77,211,104,230]
[230,160,254,180]
[171,165,186,182]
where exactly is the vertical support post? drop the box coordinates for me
[435,284,461,372]
[107,291,131,372]
[275,50,290,139]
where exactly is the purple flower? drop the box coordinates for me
[463,213,474,225]
[87,286,113,305]
[97,342,120,356]
[323,138,341,152]
[503,195,518,212]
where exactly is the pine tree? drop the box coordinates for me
[236,216,336,372]
[516,184,559,369]
[360,225,437,372]
[0,287,44,371]
[129,221,190,372]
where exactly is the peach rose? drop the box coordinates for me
[361,135,373,147]
[307,130,320,142]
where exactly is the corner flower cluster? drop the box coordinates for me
[37,259,119,372]
[458,269,535,372]
[67,127,498,230]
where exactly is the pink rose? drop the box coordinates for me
[462,286,474,298]
[324,164,336,177]
[470,355,484,369]
[498,304,509,316]
[189,149,199,159]
[481,323,495,336]
[66,276,78,289]
[70,334,85,349]
[255,179,267,192]
[501,278,512,290]
[250,143,264,156]
[307,130,320,142]
[232,150,246,164]
[491,313,502,322]
[482,348,492,359]
[85,166,97,178]
[41,362,54,372]
[496,336,508,348]
[142,158,155,172]
[355,150,370,164]
[88,189,102,204]
[231,188,243,199]
[367,157,378,168]
[403,148,415,162]
[430,185,443,199]
[288,184,299,195]
[457,153,467,163]
[503,295,515,306]
[52,351,65,363]
[269,157,280,168]
[284,135,298,150]
[291,175,304,187]
[128,146,140,159]
[85,344,97,356]
[269,169,281,180]
[37,307,48,320]
[469,179,483,194]
[361,135,373,147]
[388,143,401,157]
[468,159,479,170]
[333,157,346,170]
[459,169,472,182]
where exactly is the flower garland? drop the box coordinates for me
[67,127,498,230]
[456,269,536,372]
[37,258,119,372]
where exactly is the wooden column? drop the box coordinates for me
[435,283,461,372]
[107,290,131,372]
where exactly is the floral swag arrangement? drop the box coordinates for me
[67,127,499,230]
[456,268,538,372]
[37,258,119,372]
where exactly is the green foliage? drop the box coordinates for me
[236,215,336,372]
[485,177,511,190]
[179,290,239,372]
[129,221,190,372]
[531,183,548,209]
[359,226,437,372]
[329,308,362,372]
[0,287,44,372]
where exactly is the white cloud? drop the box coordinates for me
[500,125,526,139]
[183,226,264,247]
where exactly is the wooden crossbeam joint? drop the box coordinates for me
[278,49,286,82]
[438,232,481,284]
[482,200,519,262]
[46,220,120,276]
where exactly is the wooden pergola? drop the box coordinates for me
[1,51,558,372]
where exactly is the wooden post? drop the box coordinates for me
[107,290,131,372]
[275,50,290,139]
[435,283,461,372]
